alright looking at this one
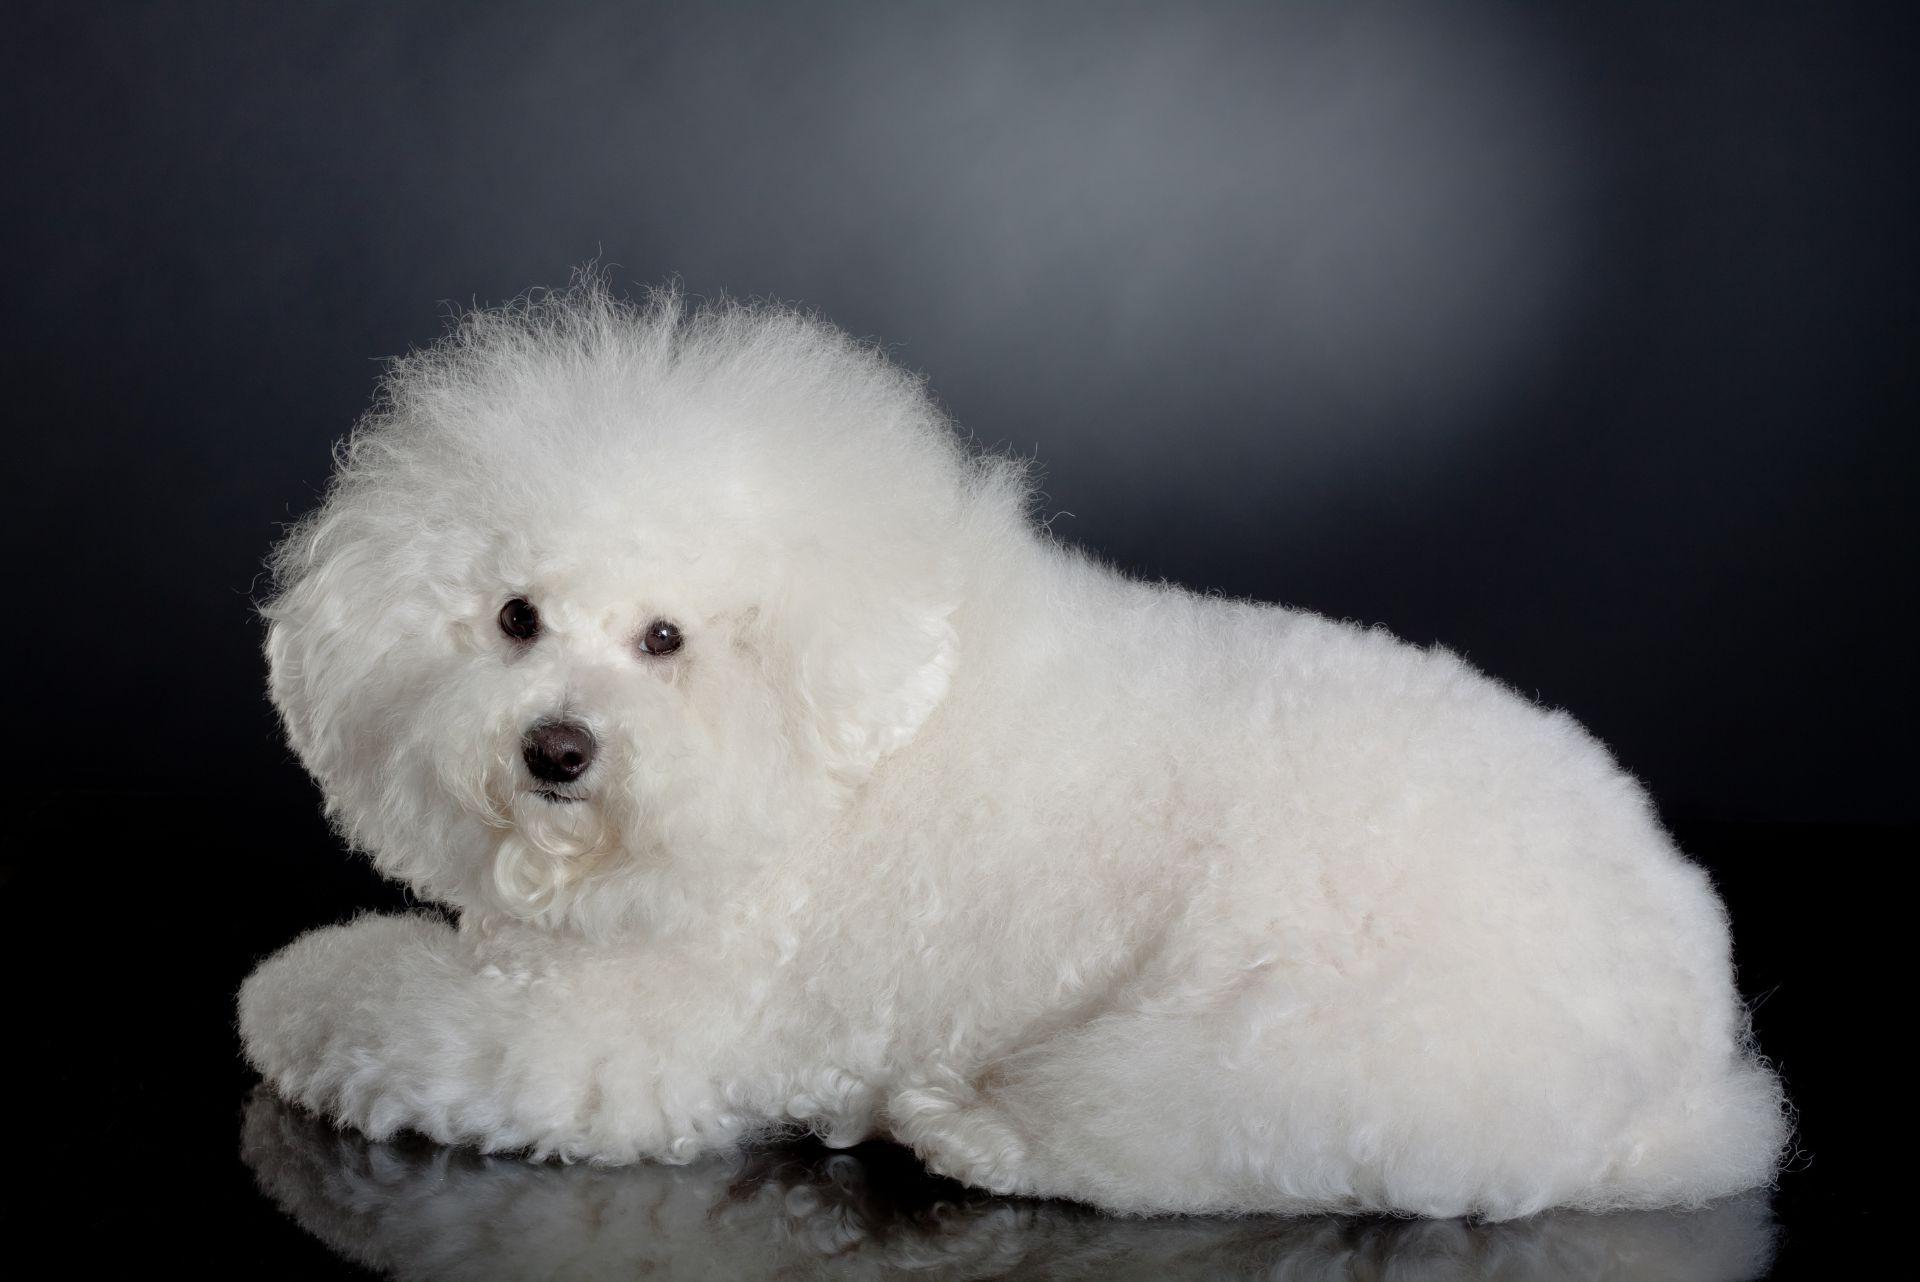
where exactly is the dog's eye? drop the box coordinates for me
[498,597,541,642]
[639,619,683,656]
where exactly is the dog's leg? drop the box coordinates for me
[887,1073,1045,1197]
[888,1011,1308,1212]
[892,983,1785,1218]
[238,913,763,1162]
[887,1024,1264,1210]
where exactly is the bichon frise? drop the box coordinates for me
[240,279,1787,1220]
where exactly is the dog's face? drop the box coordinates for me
[265,288,1008,935]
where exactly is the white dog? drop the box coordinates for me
[240,280,1787,1220]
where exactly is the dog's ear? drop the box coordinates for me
[262,512,426,798]
[774,537,961,782]
[265,538,365,781]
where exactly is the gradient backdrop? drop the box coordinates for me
[7,0,1913,1272]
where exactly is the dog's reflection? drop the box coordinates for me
[242,1089,1775,1281]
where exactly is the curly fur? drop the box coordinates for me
[240,277,1788,1219]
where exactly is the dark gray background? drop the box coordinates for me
[6,2,1910,1271]
[10,0,1914,826]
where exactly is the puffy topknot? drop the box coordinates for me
[269,274,1029,612]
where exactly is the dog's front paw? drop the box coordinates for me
[238,914,463,1133]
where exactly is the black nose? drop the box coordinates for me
[523,721,597,784]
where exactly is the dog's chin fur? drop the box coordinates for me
[241,275,1788,1221]
[489,793,622,918]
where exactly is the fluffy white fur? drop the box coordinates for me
[240,279,1787,1220]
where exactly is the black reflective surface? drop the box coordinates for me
[242,1089,1778,1282]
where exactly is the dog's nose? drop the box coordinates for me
[523,721,597,784]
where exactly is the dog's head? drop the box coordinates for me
[264,282,1026,934]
